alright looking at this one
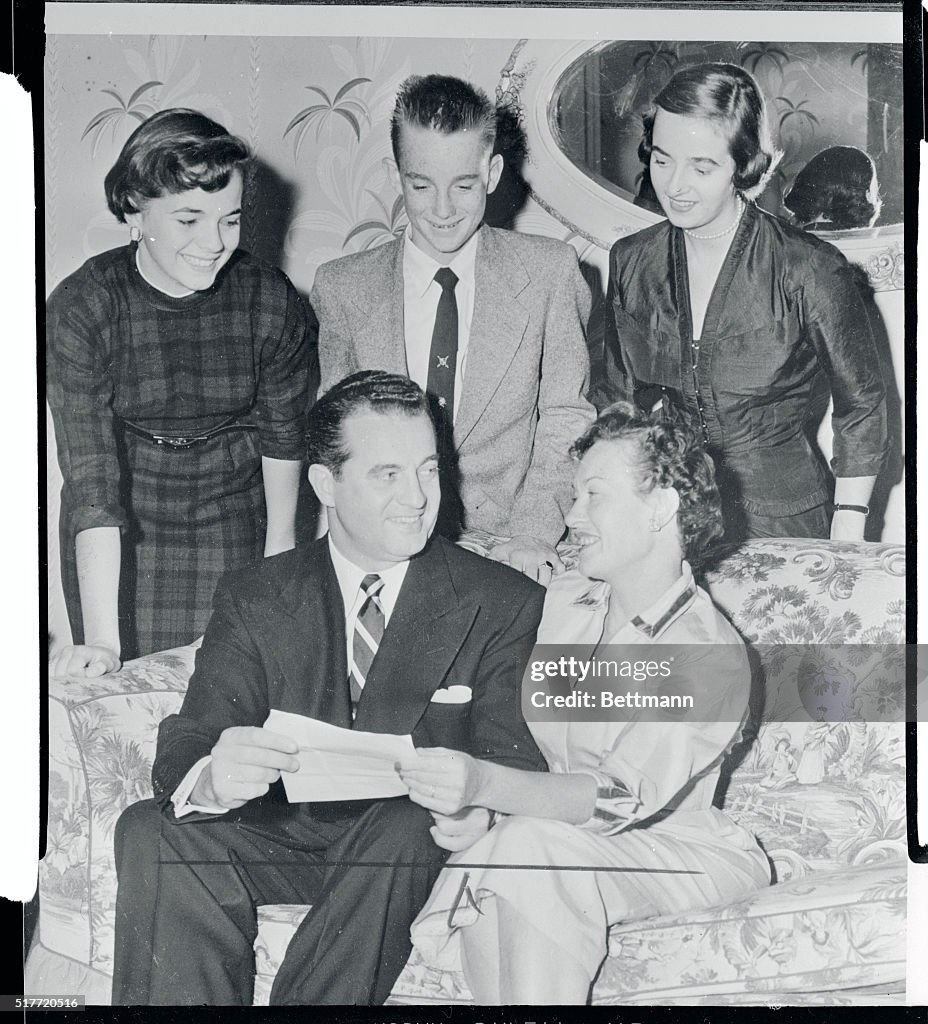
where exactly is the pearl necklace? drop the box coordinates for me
[683,196,745,241]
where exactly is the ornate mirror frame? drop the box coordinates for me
[502,39,904,294]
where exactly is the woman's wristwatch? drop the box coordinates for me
[831,503,870,515]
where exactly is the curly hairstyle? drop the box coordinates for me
[390,74,497,165]
[307,371,436,476]
[784,146,881,230]
[638,62,781,199]
[570,401,724,567]
[104,108,250,223]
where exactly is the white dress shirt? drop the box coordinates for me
[327,536,410,675]
[171,537,411,817]
[402,227,480,421]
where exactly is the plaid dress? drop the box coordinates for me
[47,245,310,659]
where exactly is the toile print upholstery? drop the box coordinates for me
[27,537,905,1005]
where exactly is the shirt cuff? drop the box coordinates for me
[171,756,229,818]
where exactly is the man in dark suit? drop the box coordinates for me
[111,371,546,1006]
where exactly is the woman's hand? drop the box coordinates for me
[49,643,121,680]
[429,806,493,851]
[488,536,563,587]
[397,747,485,815]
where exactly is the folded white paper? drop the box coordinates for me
[430,685,472,704]
[264,709,415,802]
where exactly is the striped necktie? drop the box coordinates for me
[350,573,385,715]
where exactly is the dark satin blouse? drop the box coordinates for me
[598,202,887,517]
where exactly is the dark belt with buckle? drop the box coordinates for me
[119,410,257,450]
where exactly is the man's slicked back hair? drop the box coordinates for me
[307,371,437,476]
[391,74,497,165]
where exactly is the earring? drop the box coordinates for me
[649,517,660,533]
[129,226,141,243]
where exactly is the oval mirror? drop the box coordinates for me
[552,39,903,236]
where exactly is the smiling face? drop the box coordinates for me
[312,408,440,570]
[126,170,242,294]
[566,438,664,585]
[392,122,503,264]
[649,108,741,235]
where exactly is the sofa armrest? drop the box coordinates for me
[48,640,201,705]
[40,641,200,981]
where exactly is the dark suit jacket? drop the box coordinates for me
[153,535,547,820]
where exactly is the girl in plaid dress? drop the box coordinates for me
[48,109,310,672]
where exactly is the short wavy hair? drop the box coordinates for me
[570,402,724,567]
[639,62,781,199]
[104,108,250,223]
[307,371,436,476]
[784,145,881,230]
[390,74,497,166]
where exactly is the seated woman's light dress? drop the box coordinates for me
[410,563,771,980]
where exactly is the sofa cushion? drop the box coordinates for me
[380,859,905,1005]
[596,858,906,1003]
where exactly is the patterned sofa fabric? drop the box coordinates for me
[703,539,906,880]
[383,860,906,1006]
[30,539,906,1005]
[36,645,197,987]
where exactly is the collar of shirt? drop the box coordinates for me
[547,561,699,643]
[626,562,698,639]
[327,535,410,628]
[403,225,480,299]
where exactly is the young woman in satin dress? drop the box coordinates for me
[597,63,887,541]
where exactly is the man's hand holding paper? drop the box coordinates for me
[192,726,301,810]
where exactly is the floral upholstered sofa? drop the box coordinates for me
[27,537,906,1006]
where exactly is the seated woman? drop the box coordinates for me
[47,109,310,675]
[784,145,882,231]
[400,403,771,1004]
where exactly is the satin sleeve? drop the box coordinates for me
[803,256,887,477]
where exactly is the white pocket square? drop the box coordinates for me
[430,685,472,704]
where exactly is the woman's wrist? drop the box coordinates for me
[82,637,121,658]
[471,755,495,809]
[829,508,867,542]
